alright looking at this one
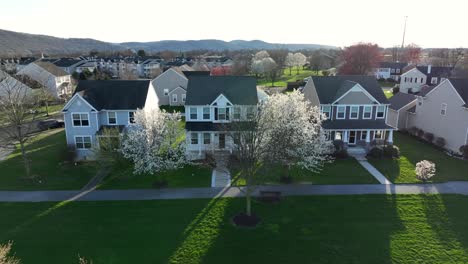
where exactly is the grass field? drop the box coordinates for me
[0,129,96,190]
[99,163,212,189]
[369,132,468,183]
[231,158,378,186]
[257,68,320,87]
[1,195,468,263]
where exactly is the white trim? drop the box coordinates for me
[62,93,97,112]
[210,93,233,106]
[107,111,117,125]
[152,68,188,83]
[74,135,93,150]
[336,105,346,119]
[167,86,186,95]
[172,93,178,103]
[349,106,359,119]
[465,127,468,145]
[332,83,380,105]
[360,130,368,140]
[362,105,373,119]
[71,112,91,127]
[348,130,357,145]
[375,105,386,119]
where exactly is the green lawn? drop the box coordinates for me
[1,195,468,263]
[369,132,468,183]
[384,89,394,99]
[231,158,378,186]
[378,80,397,88]
[0,129,97,190]
[99,163,212,189]
[257,68,320,87]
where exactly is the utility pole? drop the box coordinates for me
[398,16,408,62]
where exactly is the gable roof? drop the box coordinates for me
[182,71,210,77]
[415,66,453,78]
[310,75,389,104]
[33,61,69,77]
[419,85,436,97]
[53,58,85,68]
[73,80,150,110]
[185,76,258,105]
[448,78,468,104]
[388,92,416,110]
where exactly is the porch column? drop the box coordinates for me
[211,133,215,152]
[343,130,348,143]
[198,133,202,155]
[388,130,394,145]
[365,129,370,143]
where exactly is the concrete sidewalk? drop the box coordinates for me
[0,181,467,202]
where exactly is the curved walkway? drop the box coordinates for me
[0,181,467,202]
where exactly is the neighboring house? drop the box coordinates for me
[15,57,37,72]
[302,75,394,150]
[75,61,98,73]
[387,92,417,130]
[137,58,162,78]
[184,76,258,159]
[374,62,408,81]
[0,70,33,97]
[52,58,86,74]
[61,80,158,160]
[400,65,453,94]
[17,61,72,98]
[406,78,468,153]
[151,68,190,106]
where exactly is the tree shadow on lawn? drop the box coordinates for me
[0,129,95,190]
[196,194,405,264]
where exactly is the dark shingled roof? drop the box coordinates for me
[53,58,85,67]
[310,76,389,104]
[388,92,416,110]
[185,76,257,105]
[379,62,408,69]
[33,61,69,76]
[74,80,150,110]
[448,78,468,104]
[182,71,210,77]
[322,120,394,130]
[419,85,435,97]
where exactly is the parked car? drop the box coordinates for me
[37,119,64,130]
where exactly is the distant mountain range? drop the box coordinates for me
[0,29,335,57]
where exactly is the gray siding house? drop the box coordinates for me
[62,80,158,160]
[184,76,258,160]
[303,76,394,151]
[387,92,417,130]
[406,78,468,153]
[151,68,189,106]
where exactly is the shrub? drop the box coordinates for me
[392,86,400,95]
[321,70,329,76]
[386,78,395,83]
[423,132,434,143]
[378,77,386,82]
[417,129,425,138]
[333,149,349,159]
[459,145,468,159]
[409,127,419,136]
[383,145,400,158]
[434,137,446,148]
[367,147,383,159]
[415,160,436,182]
[333,140,345,151]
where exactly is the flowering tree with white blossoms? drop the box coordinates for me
[229,90,333,217]
[415,160,436,182]
[120,108,187,176]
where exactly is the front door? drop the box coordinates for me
[219,133,225,149]
[349,131,356,145]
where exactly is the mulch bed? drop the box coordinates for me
[232,213,261,227]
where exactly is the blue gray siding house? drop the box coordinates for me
[62,80,158,160]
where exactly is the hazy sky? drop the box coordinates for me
[1,0,466,48]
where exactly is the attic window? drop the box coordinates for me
[431,77,438,84]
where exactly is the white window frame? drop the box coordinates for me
[349,106,359,119]
[107,111,117,125]
[190,132,198,145]
[321,105,331,120]
[203,133,211,145]
[74,136,92,149]
[336,106,346,120]
[182,94,186,102]
[128,111,135,124]
[363,106,372,119]
[72,112,90,127]
[334,131,342,140]
[376,106,385,119]
[172,94,178,103]
[163,89,169,96]
[441,103,447,116]
[361,131,368,140]
[190,107,198,120]
[218,107,227,121]
[431,77,438,84]
[203,107,210,120]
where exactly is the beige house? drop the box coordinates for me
[406,79,468,153]
[399,65,453,94]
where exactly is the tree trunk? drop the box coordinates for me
[17,126,30,178]
[296,66,300,74]
[289,67,292,75]
[246,190,252,216]
[45,101,49,117]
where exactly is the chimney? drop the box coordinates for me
[427,65,432,74]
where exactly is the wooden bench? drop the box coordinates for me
[258,191,282,203]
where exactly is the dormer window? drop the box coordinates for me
[431,77,438,84]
